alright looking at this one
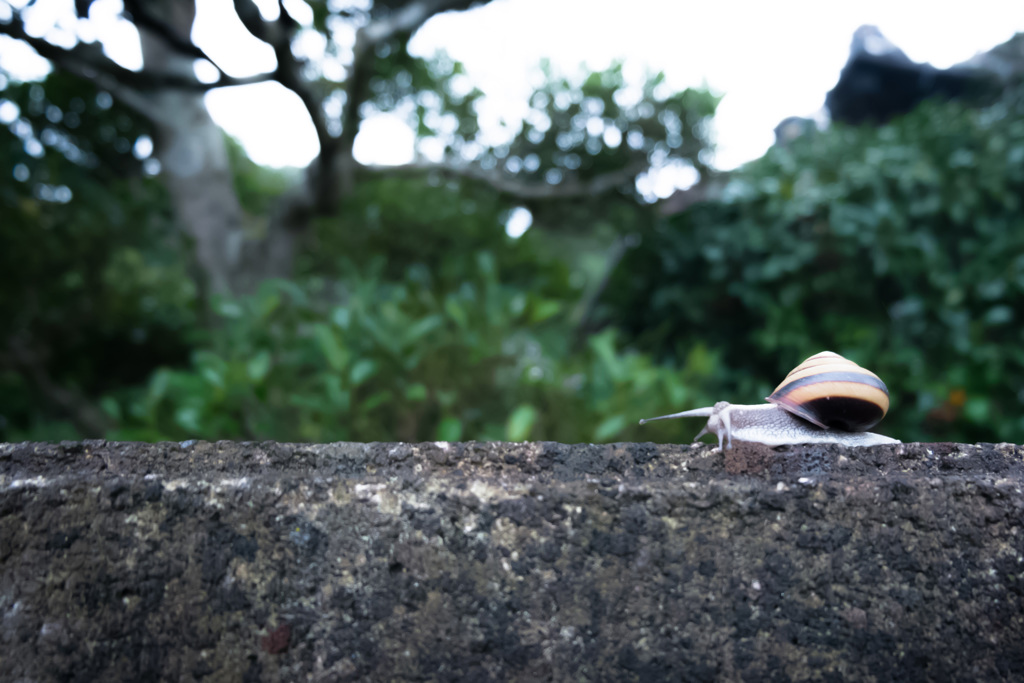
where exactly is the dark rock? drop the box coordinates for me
[1,439,1023,680]
[826,25,996,125]
[958,32,1024,84]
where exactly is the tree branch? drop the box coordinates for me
[329,0,485,201]
[122,0,209,61]
[230,0,341,211]
[0,10,275,93]
[361,159,647,200]
[230,0,489,216]
[361,0,481,45]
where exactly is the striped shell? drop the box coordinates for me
[766,351,889,432]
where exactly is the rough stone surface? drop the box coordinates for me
[1,439,1023,681]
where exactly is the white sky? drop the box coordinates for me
[3,0,1024,193]
[406,0,1024,174]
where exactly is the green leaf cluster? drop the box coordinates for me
[0,73,197,440]
[3,59,725,444]
[19,48,1024,447]
[106,255,715,444]
[606,87,1024,443]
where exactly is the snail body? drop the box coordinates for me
[639,351,900,449]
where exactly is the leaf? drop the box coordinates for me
[509,293,527,316]
[198,363,224,390]
[405,383,428,401]
[530,299,561,324]
[324,375,350,411]
[506,404,539,441]
[100,396,122,421]
[476,250,496,279]
[174,406,202,433]
[215,300,244,319]
[331,306,351,329]
[313,323,349,371]
[257,289,281,321]
[402,314,444,346]
[350,358,377,386]
[593,415,627,442]
[436,389,457,409]
[362,390,393,413]
[984,305,1013,326]
[148,368,171,404]
[964,397,990,424]
[247,350,272,383]
[684,344,717,377]
[588,330,625,383]
[444,297,468,329]
[358,315,400,356]
[275,279,308,306]
[437,416,463,441]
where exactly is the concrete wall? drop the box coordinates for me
[2,440,1023,681]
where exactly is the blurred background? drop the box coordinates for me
[2,0,1024,445]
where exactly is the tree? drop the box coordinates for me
[0,71,195,438]
[0,0,719,442]
[0,0,715,297]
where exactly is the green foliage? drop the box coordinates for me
[109,260,712,444]
[512,61,719,184]
[306,174,574,298]
[606,87,1024,444]
[24,15,1023,448]
[358,50,719,241]
[2,51,727,444]
[0,73,197,440]
[499,61,720,254]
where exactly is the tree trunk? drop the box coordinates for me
[139,1,283,296]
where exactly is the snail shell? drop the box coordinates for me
[639,351,899,449]
[766,351,889,432]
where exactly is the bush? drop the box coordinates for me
[0,74,196,441]
[605,88,1024,443]
[109,256,718,444]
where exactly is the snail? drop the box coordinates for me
[639,351,900,449]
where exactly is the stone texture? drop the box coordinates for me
[1,439,1023,681]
